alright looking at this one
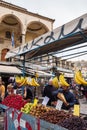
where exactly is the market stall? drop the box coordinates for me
[3,13,87,130]
[0,96,87,130]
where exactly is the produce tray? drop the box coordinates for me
[0,104,68,130]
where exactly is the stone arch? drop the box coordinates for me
[1,48,9,61]
[25,21,49,43]
[0,14,23,29]
[0,14,23,46]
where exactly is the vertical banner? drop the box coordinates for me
[11,32,15,47]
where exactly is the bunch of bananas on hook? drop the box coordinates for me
[15,76,40,87]
[31,78,40,87]
[59,74,70,87]
[74,70,87,85]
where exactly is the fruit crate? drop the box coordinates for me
[0,104,68,130]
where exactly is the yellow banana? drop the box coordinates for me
[74,74,82,85]
[15,76,22,84]
[75,70,87,85]
[19,77,26,86]
[52,77,59,88]
[31,78,40,87]
[31,78,36,87]
[59,74,70,87]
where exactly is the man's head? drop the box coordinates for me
[48,79,53,85]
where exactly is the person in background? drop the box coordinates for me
[5,83,14,97]
[23,85,34,102]
[0,78,5,102]
[53,84,78,110]
[43,79,58,106]
[16,82,25,97]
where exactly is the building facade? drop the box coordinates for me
[0,0,54,61]
[0,0,74,74]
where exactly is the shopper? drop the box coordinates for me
[53,85,77,110]
[43,79,57,106]
[5,83,14,97]
[0,78,5,102]
[23,86,34,102]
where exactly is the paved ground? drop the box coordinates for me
[0,113,4,130]
[0,98,87,129]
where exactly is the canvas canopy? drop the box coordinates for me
[0,65,22,75]
[5,13,87,60]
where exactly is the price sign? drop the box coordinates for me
[33,98,38,106]
[42,96,49,106]
[73,104,80,116]
[20,119,26,128]
[14,119,19,128]
[56,100,63,110]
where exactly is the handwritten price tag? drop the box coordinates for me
[56,100,63,110]
[42,96,49,106]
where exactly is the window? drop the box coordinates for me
[5,31,11,39]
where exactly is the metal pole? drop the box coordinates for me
[22,54,25,77]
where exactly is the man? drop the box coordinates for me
[43,79,58,106]
[0,78,5,102]
[53,85,77,110]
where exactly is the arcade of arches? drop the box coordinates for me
[0,1,54,61]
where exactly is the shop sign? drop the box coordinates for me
[5,14,87,59]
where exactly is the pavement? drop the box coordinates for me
[0,112,4,130]
[0,98,87,130]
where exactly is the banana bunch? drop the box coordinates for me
[31,78,40,87]
[15,76,27,86]
[74,70,87,85]
[26,77,33,86]
[52,77,59,88]
[59,74,70,87]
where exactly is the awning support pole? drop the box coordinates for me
[22,54,25,77]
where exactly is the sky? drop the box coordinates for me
[4,0,87,61]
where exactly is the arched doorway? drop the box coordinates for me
[1,48,9,61]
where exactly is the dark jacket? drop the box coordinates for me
[43,84,57,106]
[53,88,76,110]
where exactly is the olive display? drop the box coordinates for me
[58,116,87,130]
[21,103,87,130]
[41,109,73,124]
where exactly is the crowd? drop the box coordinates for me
[0,76,87,112]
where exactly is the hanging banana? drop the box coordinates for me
[52,77,59,88]
[33,78,40,87]
[74,72,82,85]
[15,76,22,84]
[59,74,70,87]
[75,70,87,85]
[31,78,40,87]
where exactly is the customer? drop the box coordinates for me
[23,86,34,102]
[5,83,14,97]
[0,78,5,102]
[43,79,58,106]
[53,84,77,110]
